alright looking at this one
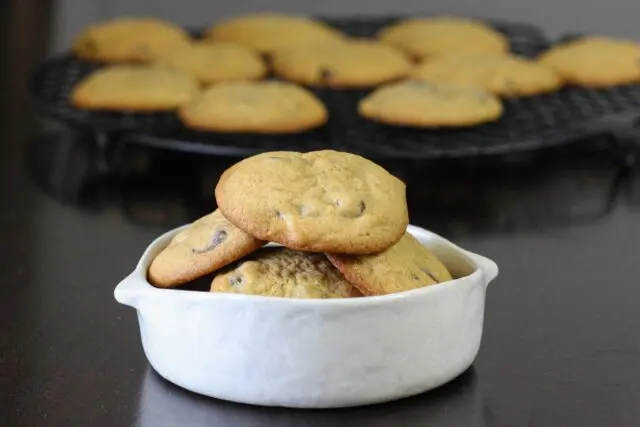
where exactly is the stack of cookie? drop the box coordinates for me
[148,150,452,298]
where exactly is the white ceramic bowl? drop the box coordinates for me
[114,224,498,409]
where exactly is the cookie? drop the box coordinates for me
[210,247,360,298]
[378,16,508,59]
[153,42,267,85]
[215,150,408,254]
[537,37,640,87]
[413,52,563,96]
[148,209,266,288]
[271,39,412,88]
[358,81,503,127]
[205,12,344,54]
[71,65,200,111]
[178,81,328,133]
[327,232,452,296]
[73,17,192,63]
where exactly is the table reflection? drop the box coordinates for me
[136,366,484,427]
[26,130,626,238]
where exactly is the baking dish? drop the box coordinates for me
[114,224,498,408]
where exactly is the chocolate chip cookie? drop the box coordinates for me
[178,81,328,133]
[71,64,200,111]
[538,37,640,87]
[358,81,503,127]
[153,42,267,85]
[205,12,344,54]
[378,16,508,60]
[211,247,360,298]
[327,232,452,296]
[271,39,412,88]
[73,17,192,63]
[215,150,408,254]
[413,52,563,96]
[148,209,266,288]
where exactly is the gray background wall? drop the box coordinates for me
[51,0,640,54]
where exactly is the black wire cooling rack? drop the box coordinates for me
[29,16,640,160]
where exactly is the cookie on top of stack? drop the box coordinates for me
[148,150,453,298]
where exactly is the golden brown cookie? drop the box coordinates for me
[71,65,200,111]
[153,42,267,85]
[358,81,503,127]
[271,39,412,88]
[413,52,563,96]
[148,210,266,288]
[211,247,360,298]
[215,150,408,254]
[537,37,640,87]
[73,17,192,63]
[327,232,452,296]
[378,16,508,59]
[205,12,344,54]
[178,81,327,133]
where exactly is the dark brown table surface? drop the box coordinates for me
[3,17,640,427]
[3,129,640,427]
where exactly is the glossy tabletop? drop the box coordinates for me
[3,22,640,427]
[3,126,640,426]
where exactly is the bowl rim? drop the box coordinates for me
[115,224,497,308]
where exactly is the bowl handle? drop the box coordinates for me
[114,272,145,308]
[464,251,499,287]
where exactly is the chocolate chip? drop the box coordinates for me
[358,201,366,215]
[212,229,228,246]
[319,67,334,82]
[340,200,366,218]
[228,275,244,288]
[192,229,228,254]
[421,268,440,283]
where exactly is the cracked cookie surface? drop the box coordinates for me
[210,247,360,298]
[148,209,266,288]
[215,150,408,254]
[327,232,452,296]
